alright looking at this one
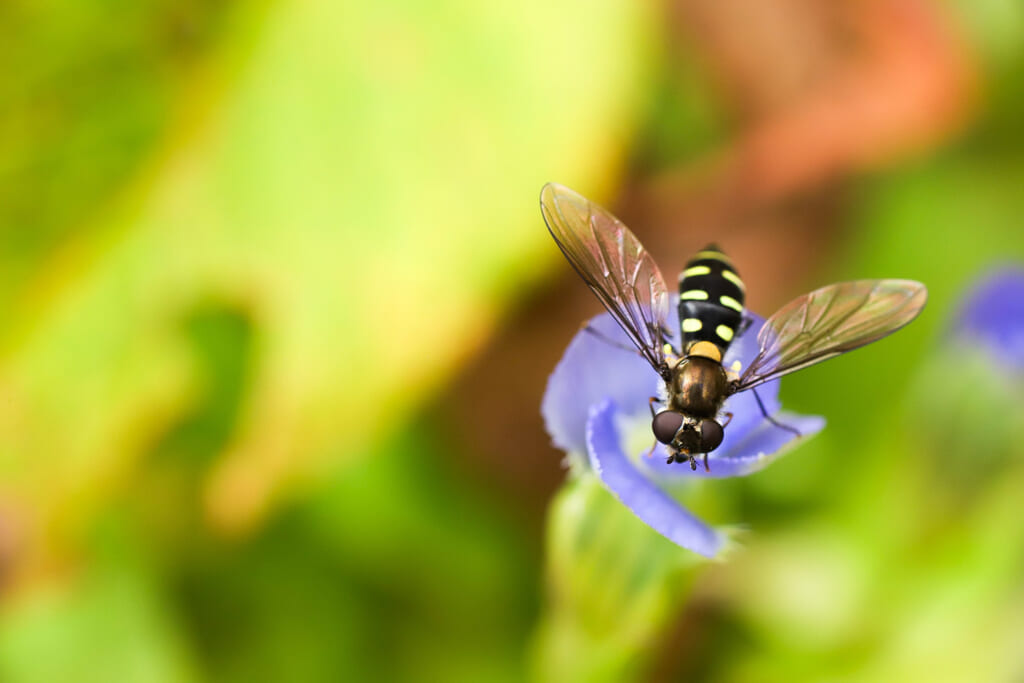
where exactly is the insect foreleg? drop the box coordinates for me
[644,438,659,459]
[648,396,662,418]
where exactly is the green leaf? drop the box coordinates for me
[0,0,656,542]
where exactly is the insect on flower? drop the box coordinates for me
[540,183,928,472]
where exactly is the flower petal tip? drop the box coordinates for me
[586,399,724,557]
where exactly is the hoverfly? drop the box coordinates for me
[540,183,927,471]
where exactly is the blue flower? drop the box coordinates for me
[542,309,825,557]
[952,266,1024,372]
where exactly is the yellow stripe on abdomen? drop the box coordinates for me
[694,250,734,267]
[719,295,743,312]
[721,269,745,292]
[682,318,703,333]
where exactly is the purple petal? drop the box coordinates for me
[954,266,1024,371]
[542,313,659,453]
[642,411,825,479]
[586,399,723,557]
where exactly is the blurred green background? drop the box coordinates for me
[0,0,1022,681]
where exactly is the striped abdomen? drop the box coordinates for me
[677,244,746,355]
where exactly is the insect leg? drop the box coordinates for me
[648,396,662,418]
[752,388,802,437]
[645,439,657,458]
[582,324,641,355]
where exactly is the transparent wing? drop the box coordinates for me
[733,279,927,392]
[540,183,670,374]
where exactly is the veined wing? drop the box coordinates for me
[733,279,927,392]
[540,183,670,375]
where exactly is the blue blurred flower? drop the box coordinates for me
[542,309,824,557]
[953,266,1024,372]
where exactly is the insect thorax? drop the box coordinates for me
[668,356,728,419]
[677,245,745,356]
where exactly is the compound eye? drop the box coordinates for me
[699,419,724,452]
[652,411,684,444]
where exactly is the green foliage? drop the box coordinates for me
[0,0,237,309]
[532,472,705,682]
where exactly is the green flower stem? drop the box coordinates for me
[530,471,706,682]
